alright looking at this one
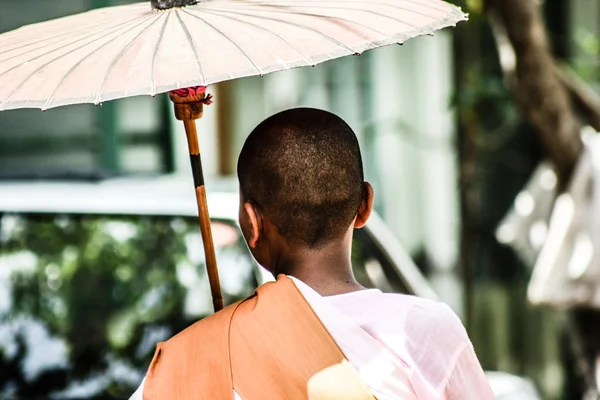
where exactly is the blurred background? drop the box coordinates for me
[1,0,600,399]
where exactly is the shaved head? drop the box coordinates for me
[237,108,364,248]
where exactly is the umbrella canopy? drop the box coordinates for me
[0,0,466,110]
[0,0,467,312]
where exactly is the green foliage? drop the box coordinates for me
[0,214,256,398]
[571,28,600,84]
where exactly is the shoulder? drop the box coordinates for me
[143,300,243,387]
[162,299,243,349]
[405,296,466,333]
[372,292,465,332]
[398,295,469,347]
[330,290,465,337]
[367,293,470,359]
[162,280,288,348]
[379,296,474,390]
[394,296,472,381]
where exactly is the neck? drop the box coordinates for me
[272,232,365,297]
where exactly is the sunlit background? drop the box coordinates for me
[2,0,600,399]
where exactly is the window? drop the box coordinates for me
[0,1,174,178]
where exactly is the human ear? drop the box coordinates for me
[244,201,263,248]
[354,182,374,229]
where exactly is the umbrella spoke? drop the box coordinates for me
[206,5,421,35]
[151,12,173,96]
[192,8,357,54]
[266,4,423,26]
[197,8,314,66]
[182,9,265,76]
[392,0,451,12]
[224,0,450,14]
[0,16,149,68]
[42,14,161,108]
[0,15,143,59]
[0,0,465,109]
[173,10,207,87]
[0,14,157,108]
[92,13,165,104]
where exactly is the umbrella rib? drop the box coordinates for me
[195,8,356,54]
[392,0,452,12]
[198,9,314,66]
[299,4,437,24]
[0,16,149,77]
[0,15,156,109]
[238,0,450,14]
[0,17,141,59]
[151,12,172,96]
[174,10,207,85]
[245,5,420,31]
[41,15,160,109]
[181,9,264,75]
[94,14,165,104]
[205,2,457,37]
[208,6,418,34]
[401,0,458,13]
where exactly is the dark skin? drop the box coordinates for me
[238,182,375,297]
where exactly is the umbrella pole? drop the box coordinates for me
[169,87,224,312]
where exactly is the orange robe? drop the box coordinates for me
[143,275,376,399]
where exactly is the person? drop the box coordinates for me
[130,108,495,399]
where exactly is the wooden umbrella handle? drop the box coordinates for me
[169,87,223,312]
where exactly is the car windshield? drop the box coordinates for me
[0,212,392,399]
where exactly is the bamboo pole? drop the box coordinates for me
[169,86,224,312]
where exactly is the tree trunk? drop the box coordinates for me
[485,2,600,396]
[485,0,582,183]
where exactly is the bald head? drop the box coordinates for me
[237,108,364,248]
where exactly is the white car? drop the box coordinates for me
[0,176,540,399]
